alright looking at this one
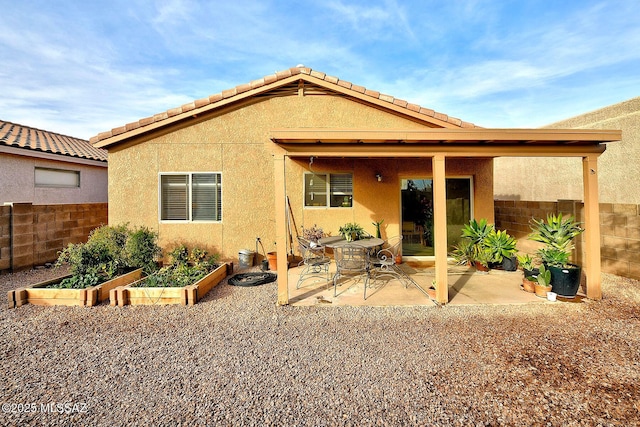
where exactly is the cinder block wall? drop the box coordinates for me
[0,203,108,273]
[0,206,10,271]
[495,200,640,281]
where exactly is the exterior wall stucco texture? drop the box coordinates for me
[107,95,495,263]
[0,153,108,205]
[494,96,640,204]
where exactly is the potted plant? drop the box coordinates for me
[534,264,552,298]
[483,229,518,271]
[460,218,495,271]
[338,222,365,242]
[517,253,538,277]
[529,213,584,298]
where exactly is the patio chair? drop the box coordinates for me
[333,243,371,299]
[296,237,331,289]
[370,235,409,287]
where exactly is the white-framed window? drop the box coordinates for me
[304,172,353,208]
[160,173,222,222]
[34,167,80,188]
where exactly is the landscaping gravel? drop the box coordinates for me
[1,267,639,426]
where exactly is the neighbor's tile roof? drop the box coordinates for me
[0,120,107,162]
[91,66,477,145]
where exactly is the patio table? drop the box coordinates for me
[319,236,384,249]
[320,236,433,300]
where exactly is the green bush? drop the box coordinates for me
[53,224,161,289]
[126,226,163,275]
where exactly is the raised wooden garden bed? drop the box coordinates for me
[7,268,143,309]
[110,262,232,306]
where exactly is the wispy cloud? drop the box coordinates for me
[1,0,639,136]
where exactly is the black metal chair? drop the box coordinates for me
[333,243,371,299]
[296,237,331,289]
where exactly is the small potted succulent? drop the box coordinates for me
[338,222,365,242]
[534,264,552,298]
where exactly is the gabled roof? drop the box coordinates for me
[91,66,478,148]
[0,120,107,162]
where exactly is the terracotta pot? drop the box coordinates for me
[522,277,536,293]
[534,283,552,298]
[267,252,277,271]
[474,261,490,272]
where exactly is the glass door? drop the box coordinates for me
[401,178,472,257]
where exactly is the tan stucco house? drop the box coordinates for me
[91,66,619,304]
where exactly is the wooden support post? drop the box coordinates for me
[583,155,602,300]
[274,153,289,305]
[432,155,448,304]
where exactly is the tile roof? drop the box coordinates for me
[91,66,478,147]
[0,120,107,162]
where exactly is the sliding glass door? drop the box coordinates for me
[400,178,472,257]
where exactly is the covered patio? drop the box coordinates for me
[272,128,621,305]
[287,261,557,307]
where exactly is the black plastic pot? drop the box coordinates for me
[523,267,540,278]
[547,264,582,298]
[501,256,518,272]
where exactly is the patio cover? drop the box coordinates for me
[271,127,621,305]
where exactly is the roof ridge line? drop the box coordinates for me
[91,65,478,144]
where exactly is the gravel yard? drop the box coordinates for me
[1,267,639,426]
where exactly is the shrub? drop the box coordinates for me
[53,224,161,289]
[136,245,220,288]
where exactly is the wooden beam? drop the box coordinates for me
[274,153,289,305]
[432,155,448,304]
[270,128,621,144]
[583,155,602,300]
[274,143,606,158]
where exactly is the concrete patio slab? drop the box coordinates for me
[287,262,562,307]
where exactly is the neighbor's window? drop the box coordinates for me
[35,167,80,188]
[304,173,352,208]
[160,173,222,221]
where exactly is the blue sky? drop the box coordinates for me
[1,0,639,139]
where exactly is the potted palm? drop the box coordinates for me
[529,213,584,298]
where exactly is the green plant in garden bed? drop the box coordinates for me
[134,245,220,288]
[51,224,161,289]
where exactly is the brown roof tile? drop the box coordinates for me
[91,66,478,145]
[0,119,107,162]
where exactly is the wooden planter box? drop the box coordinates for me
[7,268,143,309]
[110,262,232,306]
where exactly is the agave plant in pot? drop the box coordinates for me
[483,229,518,271]
[460,219,494,272]
[517,253,538,293]
[338,222,365,242]
[529,213,584,298]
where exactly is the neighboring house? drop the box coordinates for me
[0,120,108,204]
[91,66,619,304]
[0,120,108,272]
[494,97,639,280]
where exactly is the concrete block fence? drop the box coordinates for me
[0,203,108,273]
[495,200,640,281]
